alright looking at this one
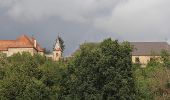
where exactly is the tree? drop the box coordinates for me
[58,35,65,53]
[43,48,51,54]
[62,38,137,100]
[160,49,170,68]
[0,52,67,99]
[0,53,8,80]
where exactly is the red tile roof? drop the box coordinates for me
[0,35,44,52]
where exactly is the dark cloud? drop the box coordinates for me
[0,0,170,56]
[0,15,119,56]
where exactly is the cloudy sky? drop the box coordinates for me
[0,0,170,56]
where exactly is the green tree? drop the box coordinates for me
[0,53,8,80]
[62,38,137,100]
[160,49,170,68]
[0,52,67,100]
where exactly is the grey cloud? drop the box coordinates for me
[0,0,170,56]
[0,0,125,23]
[94,0,170,36]
[0,15,117,56]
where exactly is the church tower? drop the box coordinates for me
[53,36,62,61]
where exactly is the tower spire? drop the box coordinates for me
[54,34,61,51]
[53,34,62,61]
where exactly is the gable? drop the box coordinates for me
[0,35,44,52]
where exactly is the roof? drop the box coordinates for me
[0,35,44,52]
[71,42,170,57]
[131,42,170,56]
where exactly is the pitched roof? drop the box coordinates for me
[131,42,170,56]
[71,42,170,56]
[0,35,44,52]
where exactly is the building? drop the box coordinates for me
[0,34,63,61]
[1,34,169,63]
[0,35,44,56]
[45,36,62,61]
[72,42,170,65]
[131,42,170,64]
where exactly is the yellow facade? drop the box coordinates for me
[1,48,44,57]
[0,35,44,57]
[53,50,62,61]
[132,56,160,65]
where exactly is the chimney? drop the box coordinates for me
[34,39,37,48]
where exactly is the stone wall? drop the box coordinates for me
[7,48,37,57]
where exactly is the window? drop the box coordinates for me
[135,57,140,63]
[150,58,153,62]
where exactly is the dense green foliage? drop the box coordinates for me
[160,49,170,68]
[0,38,148,100]
[59,38,137,100]
[0,52,66,100]
[134,50,170,100]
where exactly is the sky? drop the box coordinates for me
[0,0,170,56]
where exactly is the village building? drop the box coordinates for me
[1,35,170,63]
[131,42,170,64]
[72,42,170,65]
[0,34,63,61]
[45,36,62,61]
[0,35,44,56]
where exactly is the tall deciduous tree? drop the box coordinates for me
[62,38,137,100]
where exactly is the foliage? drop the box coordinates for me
[134,57,170,100]
[160,49,170,68]
[60,38,137,100]
[2,38,169,100]
[0,52,66,100]
[147,57,161,68]
[134,64,154,100]
[0,53,8,80]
